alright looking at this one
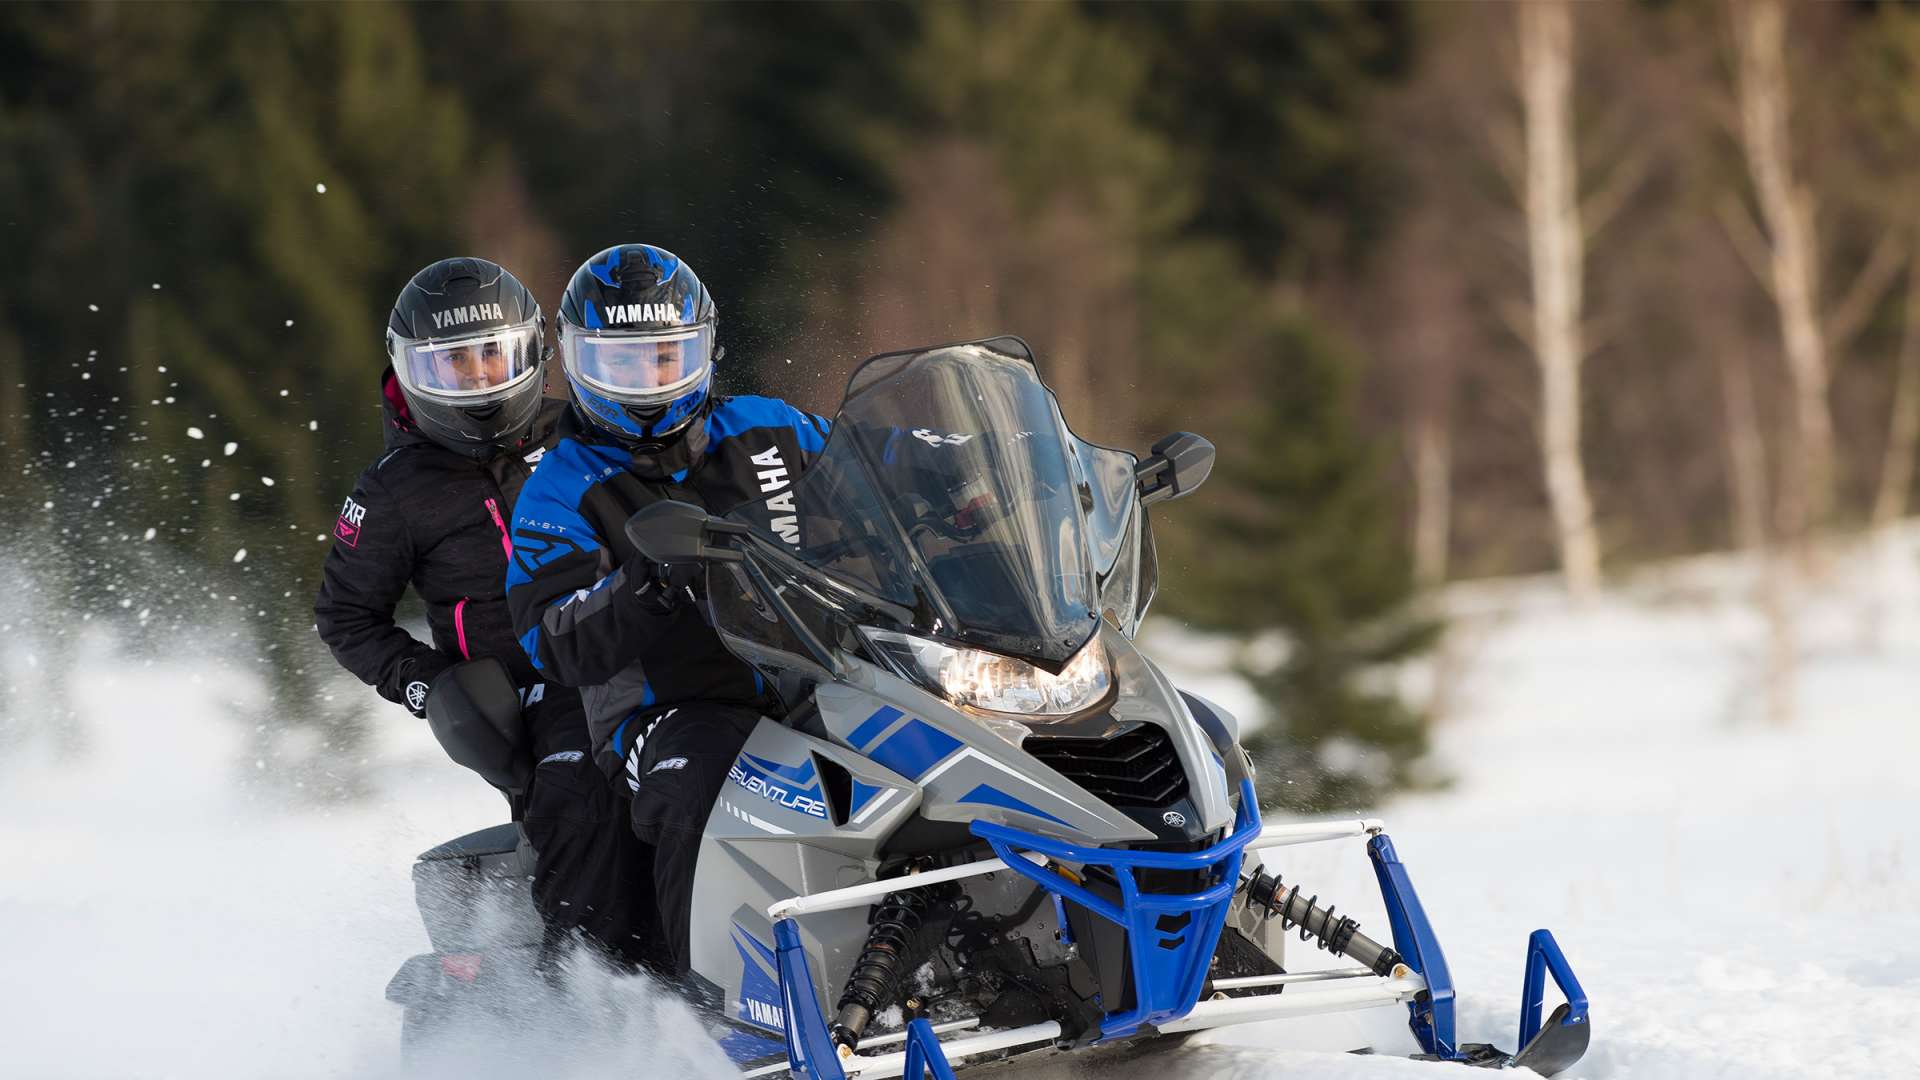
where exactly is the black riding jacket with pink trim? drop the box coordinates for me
[313,368,574,711]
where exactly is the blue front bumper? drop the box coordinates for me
[769,778,1589,1078]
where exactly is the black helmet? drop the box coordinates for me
[384,257,550,459]
[557,244,719,445]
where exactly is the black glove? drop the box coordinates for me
[656,560,701,592]
[394,653,452,719]
[631,556,701,614]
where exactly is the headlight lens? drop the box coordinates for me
[862,629,1110,716]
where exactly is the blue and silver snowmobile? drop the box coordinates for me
[390,337,1590,1078]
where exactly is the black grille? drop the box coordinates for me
[1025,723,1189,807]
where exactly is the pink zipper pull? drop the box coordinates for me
[485,497,512,560]
[454,597,472,659]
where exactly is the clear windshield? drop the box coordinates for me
[721,341,1130,667]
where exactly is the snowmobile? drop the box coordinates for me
[388,337,1591,1078]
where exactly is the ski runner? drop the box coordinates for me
[505,243,831,976]
[314,257,655,971]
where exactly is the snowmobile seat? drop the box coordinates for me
[416,822,524,862]
[411,823,543,953]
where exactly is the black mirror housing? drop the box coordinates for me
[1136,432,1215,504]
[424,657,530,794]
[625,500,746,564]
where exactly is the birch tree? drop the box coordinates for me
[1517,0,1602,597]
[1873,248,1920,526]
[1727,0,1833,544]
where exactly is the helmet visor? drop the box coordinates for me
[393,322,542,401]
[564,323,715,406]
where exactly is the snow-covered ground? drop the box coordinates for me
[4,531,1919,1078]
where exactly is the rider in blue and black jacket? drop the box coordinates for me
[505,244,830,974]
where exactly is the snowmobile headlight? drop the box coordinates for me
[861,629,1111,717]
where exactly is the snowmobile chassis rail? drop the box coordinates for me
[763,779,1590,1079]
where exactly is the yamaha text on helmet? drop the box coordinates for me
[558,244,719,445]
[385,257,550,459]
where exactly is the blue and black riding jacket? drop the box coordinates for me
[505,395,831,775]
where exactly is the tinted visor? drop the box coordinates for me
[563,323,715,406]
[393,322,541,400]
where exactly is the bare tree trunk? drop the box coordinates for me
[1731,0,1833,543]
[1756,545,1799,727]
[1519,0,1601,598]
[1717,334,1798,725]
[1872,251,1920,527]
[1717,346,1770,554]
[1412,413,1452,587]
[0,322,23,453]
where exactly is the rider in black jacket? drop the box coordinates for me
[315,258,655,969]
[506,245,830,974]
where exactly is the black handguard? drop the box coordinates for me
[423,657,530,794]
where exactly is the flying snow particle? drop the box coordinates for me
[285,320,295,328]
[201,459,211,467]
[228,492,240,501]
[151,283,162,290]
[41,501,52,510]
[87,304,99,312]
[143,528,156,541]
[138,608,150,620]
[279,389,289,397]
[316,534,326,541]
[186,427,204,440]
[233,548,247,563]
[315,183,327,194]
[260,476,275,487]
[81,372,91,380]
[223,442,237,456]
[308,421,318,431]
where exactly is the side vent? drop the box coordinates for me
[815,754,854,826]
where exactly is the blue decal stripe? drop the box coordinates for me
[868,718,964,780]
[849,779,884,818]
[716,1030,786,1065]
[959,783,1071,827]
[730,924,787,1034]
[849,705,903,750]
[735,924,778,969]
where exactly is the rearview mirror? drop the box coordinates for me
[624,499,747,564]
[1135,432,1215,504]
[424,657,531,795]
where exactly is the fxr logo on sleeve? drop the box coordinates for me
[335,497,367,547]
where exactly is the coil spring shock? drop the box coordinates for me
[831,887,933,1051]
[1238,869,1404,977]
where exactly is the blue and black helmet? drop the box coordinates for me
[557,244,719,445]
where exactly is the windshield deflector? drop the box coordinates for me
[722,342,1109,666]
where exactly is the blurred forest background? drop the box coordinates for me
[4,0,1915,810]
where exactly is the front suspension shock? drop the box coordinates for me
[1240,869,1406,977]
[831,887,935,1051]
